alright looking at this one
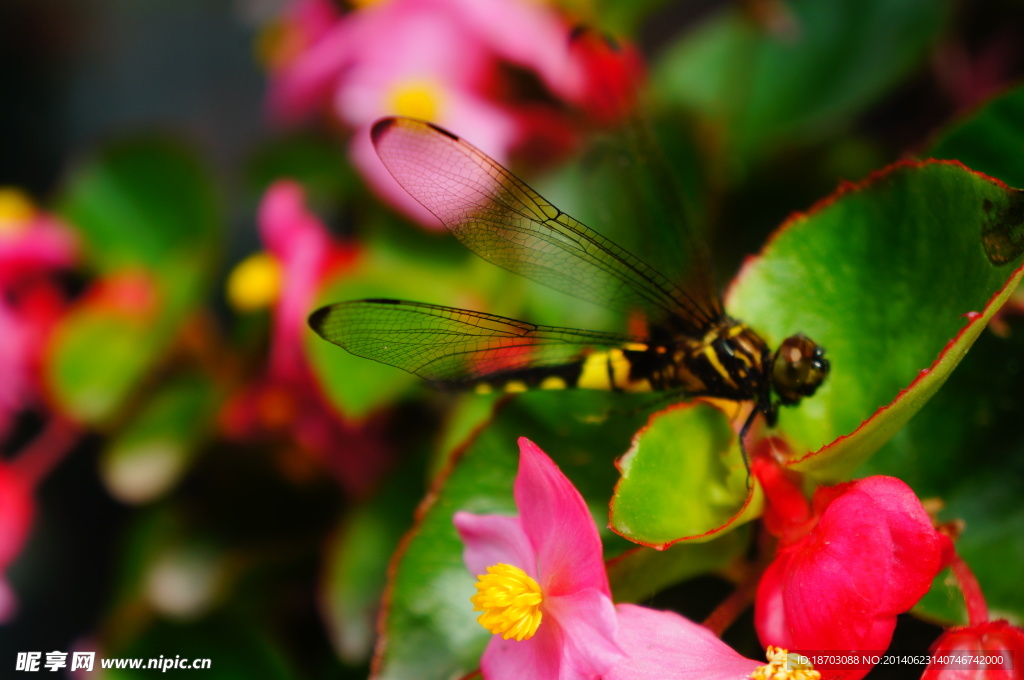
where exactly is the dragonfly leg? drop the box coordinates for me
[738,406,761,487]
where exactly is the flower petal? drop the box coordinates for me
[258,180,342,380]
[480,617,562,680]
[756,475,944,666]
[452,511,536,579]
[608,604,760,680]
[848,477,942,615]
[753,554,793,649]
[772,497,894,651]
[514,438,610,598]
[544,587,624,677]
[923,620,1024,679]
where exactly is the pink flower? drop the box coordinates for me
[608,605,765,680]
[455,438,806,680]
[0,189,77,291]
[454,438,624,679]
[223,181,391,496]
[0,189,78,438]
[922,621,1024,679]
[256,180,355,379]
[264,0,638,226]
[753,458,946,680]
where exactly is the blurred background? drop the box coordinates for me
[2,0,1024,677]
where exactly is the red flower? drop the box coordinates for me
[0,462,34,622]
[754,458,945,680]
[922,621,1024,679]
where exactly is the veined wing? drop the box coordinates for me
[371,117,719,335]
[308,299,639,387]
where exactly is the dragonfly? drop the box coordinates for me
[309,117,830,442]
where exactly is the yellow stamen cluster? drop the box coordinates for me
[0,188,36,235]
[471,563,543,641]
[226,252,282,312]
[750,646,821,680]
[388,80,441,122]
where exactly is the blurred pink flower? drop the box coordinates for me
[0,189,78,439]
[257,180,355,378]
[0,191,77,291]
[753,458,946,680]
[264,0,639,226]
[455,438,799,680]
[224,180,390,496]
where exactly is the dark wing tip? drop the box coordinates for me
[307,305,332,335]
[370,117,398,147]
[424,121,460,141]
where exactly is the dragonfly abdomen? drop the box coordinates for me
[470,343,676,395]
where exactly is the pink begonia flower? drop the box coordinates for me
[454,438,812,680]
[0,462,34,622]
[264,0,639,226]
[223,181,391,496]
[753,457,946,680]
[922,621,1024,679]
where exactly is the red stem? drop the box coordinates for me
[949,553,988,627]
[703,562,767,637]
[10,416,81,487]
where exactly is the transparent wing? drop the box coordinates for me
[371,117,720,335]
[309,299,636,387]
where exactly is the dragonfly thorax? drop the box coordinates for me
[664,322,829,418]
[663,319,773,403]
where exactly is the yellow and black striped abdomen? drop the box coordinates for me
[473,342,677,395]
[472,322,771,401]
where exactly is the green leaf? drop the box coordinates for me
[728,161,1024,480]
[610,403,762,547]
[861,319,1024,624]
[654,0,948,165]
[248,133,357,210]
[101,373,221,504]
[583,0,674,34]
[45,282,165,424]
[929,84,1024,189]
[607,527,750,603]
[373,391,651,680]
[59,137,220,306]
[48,138,221,424]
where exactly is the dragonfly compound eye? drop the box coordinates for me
[771,334,829,405]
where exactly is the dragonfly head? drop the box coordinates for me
[770,334,830,406]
